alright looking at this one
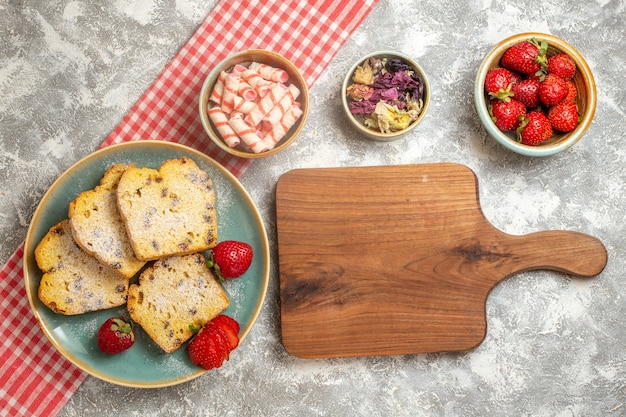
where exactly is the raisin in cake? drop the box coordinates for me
[35,220,130,315]
[68,164,146,279]
[126,253,230,353]
[116,158,218,261]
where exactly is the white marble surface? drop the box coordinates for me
[1,1,625,416]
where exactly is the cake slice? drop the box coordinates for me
[35,220,130,315]
[68,164,146,279]
[116,157,218,261]
[126,253,230,353]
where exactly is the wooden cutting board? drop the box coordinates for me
[275,163,607,359]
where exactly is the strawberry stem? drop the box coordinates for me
[529,37,549,79]
[111,318,134,341]
[206,257,225,282]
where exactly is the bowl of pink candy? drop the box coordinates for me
[199,49,309,158]
[341,51,430,141]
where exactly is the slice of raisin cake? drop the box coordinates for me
[116,158,218,261]
[126,253,230,353]
[35,220,130,315]
[69,164,146,279]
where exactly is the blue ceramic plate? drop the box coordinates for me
[23,141,270,388]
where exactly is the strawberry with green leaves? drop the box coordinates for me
[484,68,515,100]
[97,317,135,354]
[517,111,553,146]
[501,38,548,77]
[207,240,253,280]
[489,98,526,132]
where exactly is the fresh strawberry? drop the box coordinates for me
[564,79,577,102]
[211,319,239,351]
[539,74,568,106]
[207,240,253,280]
[212,315,240,351]
[500,38,548,76]
[188,314,240,370]
[511,78,541,108]
[517,111,553,146]
[188,326,227,370]
[206,321,231,360]
[548,100,579,132]
[509,71,523,87]
[489,98,526,132]
[97,317,135,354]
[212,314,241,334]
[484,68,514,100]
[547,53,576,79]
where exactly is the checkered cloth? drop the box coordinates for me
[0,0,377,416]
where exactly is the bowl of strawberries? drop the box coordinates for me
[475,32,596,157]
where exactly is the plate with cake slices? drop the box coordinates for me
[23,140,270,388]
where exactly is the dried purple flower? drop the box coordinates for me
[385,58,413,73]
[349,100,376,116]
[346,55,425,132]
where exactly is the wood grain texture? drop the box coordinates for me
[275,163,607,358]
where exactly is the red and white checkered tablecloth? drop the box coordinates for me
[0,0,378,416]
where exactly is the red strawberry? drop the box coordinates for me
[548,100,579,132]
[547,53,576,79]
[206,321,231,360]
[489,98,526,131]
[511,78,541,108]
[564,79,577,102]
[207,240,253,280]
[517,111,553,145]
[211,319,239,351]
[500,38,548,76]
[484,68,514,100]
[509,71,523,87]
[188,326,227,370]
[97,317,135,354]
[539,74,568,106]
[212,314,241,334]
[188,314,240,370]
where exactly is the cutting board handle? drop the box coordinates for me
[502,230,607,277]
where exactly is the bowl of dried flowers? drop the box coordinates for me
[341,51,430,141]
